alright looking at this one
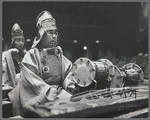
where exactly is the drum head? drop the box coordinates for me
[110,66,124,88]
[122,63,144,83]
[71,57,96,87]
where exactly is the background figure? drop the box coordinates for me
[8,11,72,117]
[2,23,27,87]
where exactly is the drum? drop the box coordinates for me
[98,58,114,67]
[110,66,124,88]
[96,59,124,88]
[93,61,109,89]
[67,57,125,94]
[121,63,144,86]
[66,57,96,93]
[71,57,96,87]
[93,59,114,89]
[70,58,120,92]
[97,59,116,83]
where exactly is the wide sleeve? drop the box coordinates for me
[9,48,75,117]
[2,51,16,87]
[62,55,76,90]
[8,48,60,117]
[20,48,53,97]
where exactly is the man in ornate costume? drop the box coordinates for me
[2,23,27,87]
[8,10,73,117]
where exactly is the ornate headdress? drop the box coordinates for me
[11,23,24,44]
[32,10,57,48]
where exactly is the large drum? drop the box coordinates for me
[70,57,96,92]
[97,59,124,88]
[68,57,124,93]
[121,63,144,86]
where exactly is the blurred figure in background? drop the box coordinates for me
[2,23,27,87]
[140,53,148,79]
[136,52,148,79]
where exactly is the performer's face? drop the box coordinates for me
[12,36,25,50]
[44,28,58,48]
[40,19,58,48]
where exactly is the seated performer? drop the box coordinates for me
[8,10,73,117]
[2,23,27,87]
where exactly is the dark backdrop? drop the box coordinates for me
[2,2,148,62]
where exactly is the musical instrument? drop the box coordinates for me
[70,57,96,92]
[97,59,124,88]
[110,66,124,88]
[68,58,124,93]
[120,63,144,86]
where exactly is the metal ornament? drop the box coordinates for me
[43,66,50,73]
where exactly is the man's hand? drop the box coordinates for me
[47,87,58,101]
[67,85,79,94]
